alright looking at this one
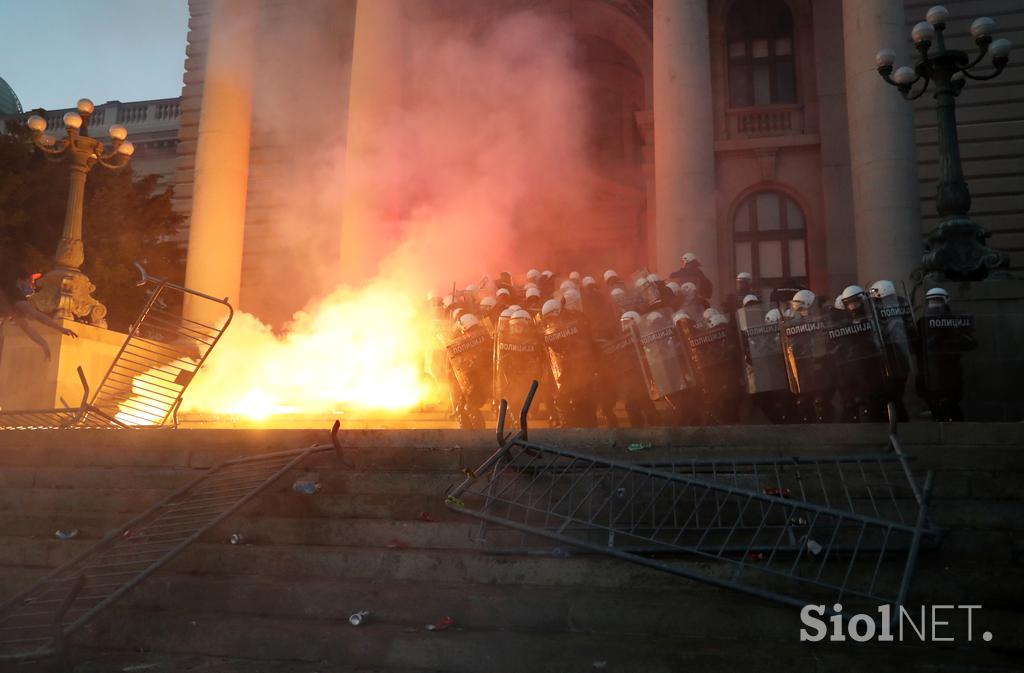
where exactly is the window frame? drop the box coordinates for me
[726,0,798,108]
[732,191,808,288]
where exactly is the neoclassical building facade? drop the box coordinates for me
[174,0,1023,325]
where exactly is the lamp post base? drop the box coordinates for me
[29,267,109,328]
[918,215,1012,282]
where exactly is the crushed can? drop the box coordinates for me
[292,479,321,495]
[229,533,246,545]
[349,610,370,626]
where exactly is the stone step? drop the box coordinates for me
[2,536,1021,610]
[74,608,1021,673]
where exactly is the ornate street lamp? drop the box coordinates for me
[25,98,135,328]
[876,5,1013,281]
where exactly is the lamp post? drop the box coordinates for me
[25,98,134,328]
[877,5,1013,281]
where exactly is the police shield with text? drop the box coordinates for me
[868,280,916,422]
[495,308,546,425]
[915,287,976,421]
[781,290,835,422]
[737,302,794,422]
[680,309,744,424]
[832,285,887,422]
[446,313,493,429]
[627,307,695,421]
[541,299,597,426]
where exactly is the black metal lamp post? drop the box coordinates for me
[876,5,1013,281]
[24,99,134,327]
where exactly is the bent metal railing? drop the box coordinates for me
[0,422,347,666]
[0,264,232,429]
[446,381,939,620]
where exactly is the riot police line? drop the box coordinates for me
[428,267,975,429]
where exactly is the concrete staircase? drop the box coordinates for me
[0,425,1022,672]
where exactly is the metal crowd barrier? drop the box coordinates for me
[0,264,232,429]
[446,381,939,620]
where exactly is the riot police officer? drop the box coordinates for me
[781,290,835,423]
[836,285,887,422]
[540,299,597,427]
[868,279,915,422]
[446,313,494,429]
[915,288,975,421]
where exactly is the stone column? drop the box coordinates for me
[339,0,408,285]
[842,0,922,286]
[652,0,717,282]
[183,0,256,324]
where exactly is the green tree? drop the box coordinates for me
[0,115,184,332]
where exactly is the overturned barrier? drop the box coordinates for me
[446,382,940,621]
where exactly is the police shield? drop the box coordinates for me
[446,327,493,407]
[680,320,743,397]
[918,313,974,394]
[870,288,917,382]
[496,323,546,409]
[542,315,594,395]
[781,310,834,394]
[629,307,693,400]
[600,332,648,400]
[736,306,789,394]
[825,313,887,401]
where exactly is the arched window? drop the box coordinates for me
[726,0,797,107]
[733,191,808,287]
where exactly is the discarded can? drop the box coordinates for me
[292,479,321,495]
[627,442,652,452]
[228,533,245,545]
[55,529,79,540]
[349,610,370,626]
[425,616,455,631]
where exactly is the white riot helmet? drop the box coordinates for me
[666,281,681,295]
[560,279,576,292]
[645,310,666,325]
[496,287,511,298]
[603,269,619,283]
[764,308,781,323]
[708,312,730,328]
[925,287,949,304]
[680,282,697,300]
[509,309,532,334]
[646,273,660,283]
[526,268,541,282]
[582,276,596,288]
[620,310,641,331]
[681,252,698,266]
[736,271,753,282]
[541,299,562,317]
[841,285,865,303]
[525,286,541,299]
[508,304,522,312]
[702,308,718,321]
[790,289,817,313]
[480,296,497,311]
[610,287,625,298]
[742,294,760,307]
[569,271,581,282]
[834,295,844,310]
[452,307,464,322]
[459,313,480,331]
[541,270,554,280]
[869,280,896,299]
[672,310,691,325]
[562,288,582,312]
[499,307,516,319]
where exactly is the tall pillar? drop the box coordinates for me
[339,0,408,285]
[842,0,922,285]
[652,0,717,282]
[183,0,256,324]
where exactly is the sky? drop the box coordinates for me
[0,0,189,112]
